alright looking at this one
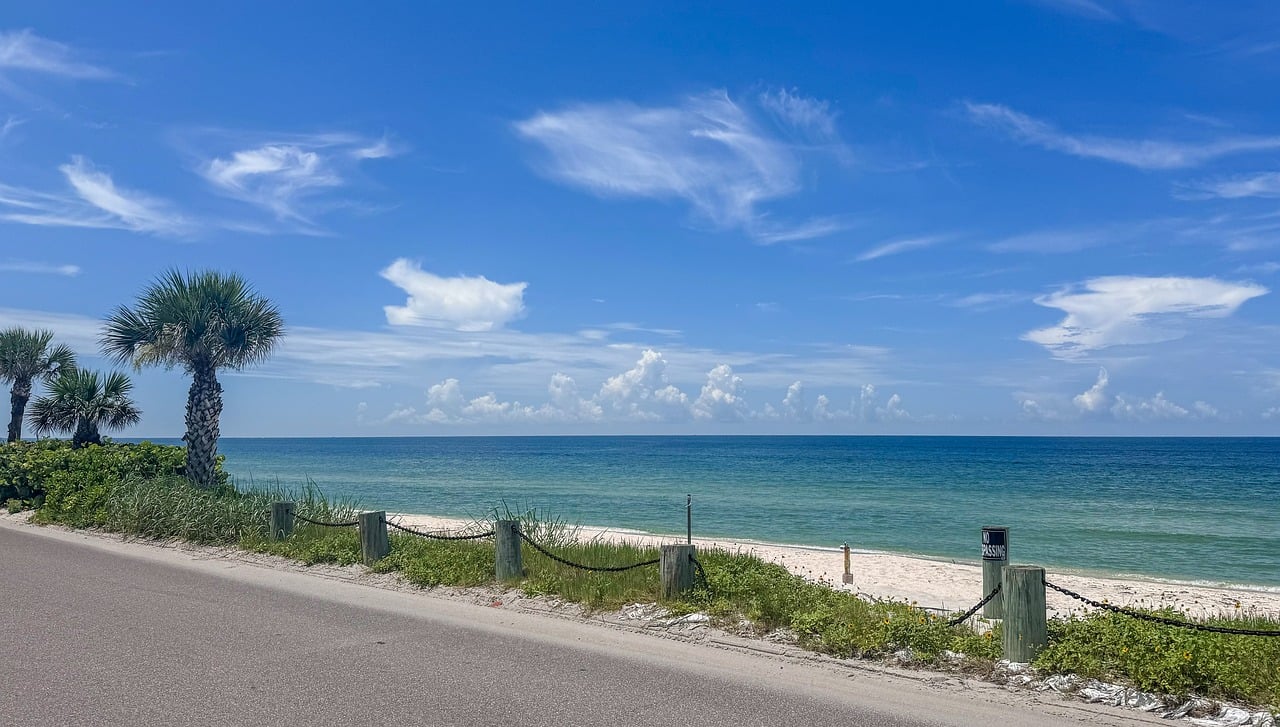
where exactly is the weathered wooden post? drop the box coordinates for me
[1001,565,1047,662]
[358,511,390,565]
[660,544,696,600]
[842,542,854,584]
[494,520,523,581]
[981,526,1009,618]
[270,501,295,541]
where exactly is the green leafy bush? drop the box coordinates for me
[0,440,228,526]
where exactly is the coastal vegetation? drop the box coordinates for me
[3,452,1277,711]
[0,327,77,443]
[102,269,284,489]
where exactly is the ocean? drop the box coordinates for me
[203,436,1279,589]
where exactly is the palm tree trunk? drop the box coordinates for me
[72,418,100,448]
[7,379,31,443]
[183,364,223,488]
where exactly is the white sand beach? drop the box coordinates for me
[393,512,1280,621]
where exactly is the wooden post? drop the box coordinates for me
[842,542,854,584]
[981,526,1009,619]
[1001,565,1047,663]
[494,520,523,581]
[358,511,390,565]
[660,544,696,600]
[270,501,295,540]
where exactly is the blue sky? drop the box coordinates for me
[2,1,1280,436]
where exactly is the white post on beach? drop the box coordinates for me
[660,544,696,600]
[359,511,390,565]
[494,520,523,581]
[981,526,1009,619]
[270,501,295,540]
[1001,565,1047,663]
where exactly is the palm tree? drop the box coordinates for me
[0,328,77,443]
[30,369,142,448]
[101,270,283,488]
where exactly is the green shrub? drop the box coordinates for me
[0,439,227,527]
[5,497,23,514]
[1037,608,1280,709]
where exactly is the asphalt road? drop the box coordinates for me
[0,520,1156,727]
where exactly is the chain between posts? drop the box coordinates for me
[946,583,1001,626]
[292,512,360,528]
[690,554,711,595]
[1044,579,1280,637]
[383,517,495,541]
[516,530,660,572]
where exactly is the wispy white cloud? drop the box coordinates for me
[965,102,1280,170]
[1178,172,1280,199]
[0,29,116,80]
[1025,0,1119,21]
[0,307,100,354]
[1024,275,1268,358]
[514,90,846,243]
[380,258,527,332]
[192,130,399,230]
[0,156,190,235]
[0,260,80,276]
[758,87,840,142]
[951,291,1026,310]
[1236,261,1280,276]
[0,114,23,140]
[855,234,949,262]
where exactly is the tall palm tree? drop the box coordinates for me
[30,369,142,448]
[101,270,284,488]
[0,327,77,443]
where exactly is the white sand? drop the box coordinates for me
[392,512,1280,621]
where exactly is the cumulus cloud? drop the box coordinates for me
[1111,392,1190,421]
[1024,276,1267,358]
[780,381,806,420]
[854,383,910,421]
[514,89,845,242]
[381,258,527,331]
[596,349,691,421]
[964,102,1280,170]
[1073,367,1110,412]
[0,156,189,235]
[547,372,603,421]
[693,364,748,421]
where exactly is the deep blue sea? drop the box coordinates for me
[196,436,1278,588]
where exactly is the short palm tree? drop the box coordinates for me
[101,270,284,488]
[30,369,142,448]
[0,327,77,442]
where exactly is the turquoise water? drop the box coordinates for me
[202,436,1279,588]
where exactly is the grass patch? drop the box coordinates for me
[1037,608,1280,709]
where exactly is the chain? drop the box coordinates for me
[947,583,1001,626]
[293,512,360,528]
[384,517,494,541]
[690,554,711,595]
[516,530,660,573]
[1044,579,1280,637]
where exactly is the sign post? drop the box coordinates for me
[981,526,1009,619]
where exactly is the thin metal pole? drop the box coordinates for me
[686,494,692,544]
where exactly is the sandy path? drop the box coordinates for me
[393,512,1280,621]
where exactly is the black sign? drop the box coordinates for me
[981,527,1008,562]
